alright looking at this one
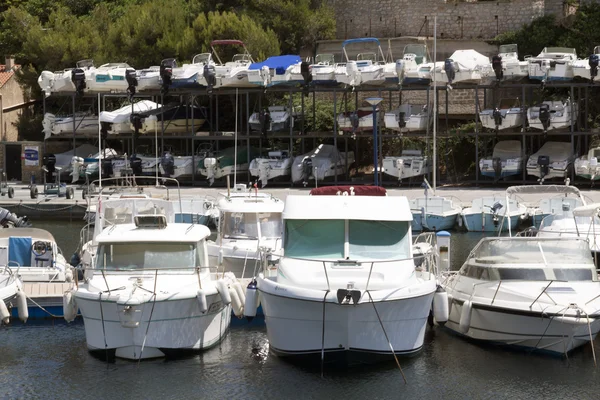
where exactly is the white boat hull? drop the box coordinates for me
[249,158,292,187]
[479,109,524,131]
[382,157,431,180]
[461,212,521,232]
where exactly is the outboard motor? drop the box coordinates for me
[125,68,138,97]
[301,157,313,186]
[397,112,406,128]
[203,64,216,93]
[490,202,503,226]
[350,111,360,133]
[300,61,312,90]
[161,151,175,178]
[160,58,177,93]
[101,158,114,178]
[130,113,143,133]
[444,58,455,84]
[0,207,30,228]
[130,155,143,176]
[71,68,86,95]
[538,155,550,182]
[43,153,56,183]
[589,54,599,81]
[259,108,271,136]
[492,55,503,81]
[395,59,405,85]
[492,157,502,181]
[492,108,503,129]
[538,103,551,132]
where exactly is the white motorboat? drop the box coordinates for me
[337,107,383,133]
[43,112,99,140]
[573,46,600,81]
[575,147,600,181]
[433,50,490,86]
[71,148,120,183]
[52,144,99,181]
[0,228,72,320]
[257,186,444,364]
[335,38,386,87]
[111,154,159,178]
[527,47,577,82]
[482,44,528,84]
[442,236,600,355]
[197,146,261,186]
[291,144,355,186]
[410,184,462,232]
[70,214,235,360]
[169,53,216,89]
[99,100,160,135]
[207,184,283,281]
[384,104,431,132]
[479,99,525,131]
[479,140,524,180]
[136,66,161,92]
[0,263,23,324]
[393,43,429,86]
[311,54,337,86]
[461,195,526,232]
[210,40,256,88]
[249,150,292,187]
[527,99,578,132]
[382,150,431,181]
[249,106,294,133]
[247,55,304,87]
[130,104,206,134]
[526,141,576,183]
[37,59,94,97]
[158,151,194,181]
[404,61,444,85]
[85,62,137,93]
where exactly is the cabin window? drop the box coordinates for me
[258,212,283,239]
[348,220,410,260]
[284,219,344,260]
[96,242,201,270]
[222,212,259,239]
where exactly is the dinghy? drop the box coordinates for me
[479,140,524,180]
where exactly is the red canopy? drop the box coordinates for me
[211,40,245,47]
[309,186,387,196]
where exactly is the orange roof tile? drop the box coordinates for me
[0,64,21,88]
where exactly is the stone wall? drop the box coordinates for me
[328,0,569,40]
[1,77,26,142]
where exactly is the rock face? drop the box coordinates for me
[326,0,575,40]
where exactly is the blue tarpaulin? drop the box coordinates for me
[9,237,32,267]
[248,55,301,75]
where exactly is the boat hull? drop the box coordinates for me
[411,213,458,232]
[462,212,521,232]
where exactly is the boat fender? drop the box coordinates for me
[65,268,73,283]
[16,291,28,323]
[229,287,244,317]
[458,300,472,334]
[63,291,78,323]
[0,300,9,324]
[244,279,259,321]
[433,286,449,325]
[216,279,231,305]
[197,289,208,313]
[233,281,246,306]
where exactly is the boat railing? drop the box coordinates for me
[464,279,568,309]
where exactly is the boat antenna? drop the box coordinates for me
[234,88,238,187]
[97,93,102,191]
[155,101,159,187]
[432,15,437,195]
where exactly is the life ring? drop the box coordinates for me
[32,241,48,257]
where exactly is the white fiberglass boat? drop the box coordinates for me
[527,47,577,82]
[384,104,431,132]
[461,195,526,232]
[482,44,528,84]
[169,53,216,89]
[335,38,386,88]
[337,107,383,133]
[85,62,137,93]
[291,144,355,186]
[197,146,261,186]
[433,50,490,86]
[404,61,443,85]
[0,264,23,324]
[71,214,234,360]
[257,186,445,364]
[136,66,161,92]
[526,141,576,183]
[410,188,461,232]
[575,147,600,181]
[99,100,160,135]
[37,59,94,97]
[130,104,206,134]
[43,112,99,140]
[311,54,337,86]
[249,106,294,133]
[479,140,524,180]
[382,150,431,181]
[207,184,283,281]
[210,40,255,88]
[247,55,303,87]
[573,46,600,81]
[393,44,429,86]
[249,150,292,187]
[527,100,578,132]
[479,99,524,131]
[442,236,600,355]
[158,151,194,181]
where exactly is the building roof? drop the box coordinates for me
[0,64,20,88]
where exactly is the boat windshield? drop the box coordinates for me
[315,54,335,65]
[499,44,518,54]
[222,212,282,240]
[461,238,595,281]
[284,219,411,261]
[96,242,202,270]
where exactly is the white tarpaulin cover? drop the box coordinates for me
[529,142,573,162]
[492,140,521,160]
[448,49,490,70]
[99,100,160,124]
